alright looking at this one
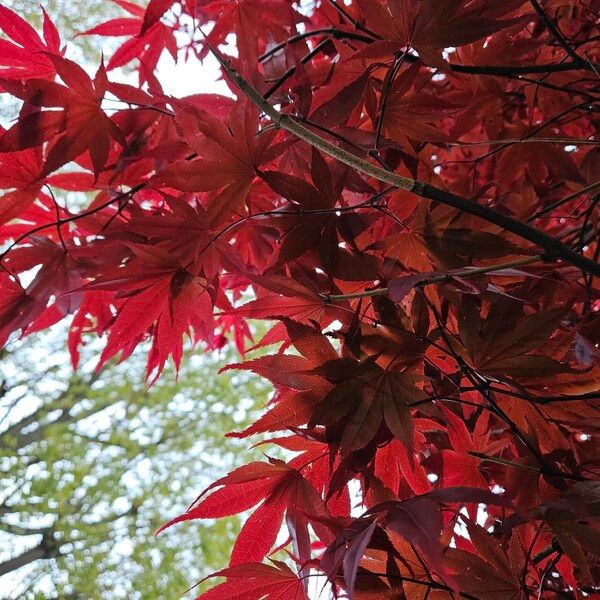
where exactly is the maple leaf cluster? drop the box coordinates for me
[0,0,599,597]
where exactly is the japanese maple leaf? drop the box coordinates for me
[225,317,338,396]
[439,405,498,491]
[259,150,380,278]
[233,274,338,324]
[88,243,214,375]
[373,436,432,497]
[197,561,309,600]
[82,0,177,76]
[0,231,94,345]
[323,494,458,595]
[67,291,114,369]
[355,0,529,67]
[495,390,571,454]
[324,489,514,597]
[125,197,225,278]
[0,147,45,225]
[198,0,296,63]
[445,521,525,600]
[381,63,457,149]
[0,5,61,80]
[0,56,125,175]
[496,139,584,187]
[153,103,279,227]
[369,201,435,273]
[227,319,338,436]
[232,321,425,454]
[158,457,329,566]
[456,298,569,379]
[0,188,71,243]
[140,0,175,35]
[533,483,600,585]
[0,274,40,346]
[252,434,352,521]
[259,150,340,270]
[311,356,427,454]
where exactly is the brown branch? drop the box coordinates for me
[467,451,542,473]
[258,28,374,62]
[373,51,407,152]
[208,52,600,277]
[487,385,600,405]
[532,541,561,565]
[264,39,331,99]
[537,551,563,600]
[528,180,600,221]
[0,532,61,577]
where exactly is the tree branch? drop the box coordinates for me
[208,51,600,276]
[0,371,102,451]
[0,522,53,537]
[258,28,374,62]
[0,532,61,577]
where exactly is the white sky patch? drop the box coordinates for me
[155,47,230,99]
[348,478,364,518]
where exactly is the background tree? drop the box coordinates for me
[0,329,270,599]
[0,1,598,599]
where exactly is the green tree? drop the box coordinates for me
[0,329,270,599]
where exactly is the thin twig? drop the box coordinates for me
[528,180,600,221]
[323,255,542,302]
[264,39,331,99]
[529,0,585,65]
[258,28,374,62]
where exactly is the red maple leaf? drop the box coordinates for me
[158,457,329,566]
[0,57,125,175]
[355,0,529,67]
[81,0,177,77]
[0,5,61,80]
[153,102,279,227]
[88,243,215,375]
[196,561,309,600]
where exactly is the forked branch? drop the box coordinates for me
[207,49,600,278]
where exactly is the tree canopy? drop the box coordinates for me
[0,1,598,598]
[0,329,269,599]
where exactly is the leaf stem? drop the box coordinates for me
[358,570,481,600]
[323,255,543,302]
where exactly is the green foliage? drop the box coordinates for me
[0,328,271,599]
